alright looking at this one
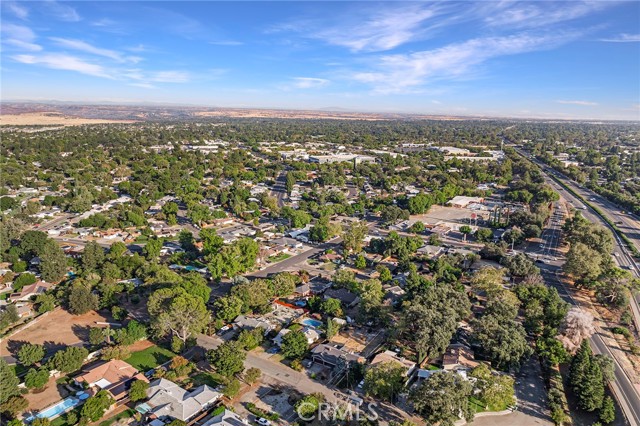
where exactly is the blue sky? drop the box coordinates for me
[1,1,639,120]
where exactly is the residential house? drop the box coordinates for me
[137,379,221,423]
[273,327,320,346]
[416,244,444,259]
[233,315,274,333]
[442,344,478,371]
[9,281,54,302]
[200,409,249,426]
[310,344,365,367]
[324,288,359,308]
[370,350,416,385]
[75,359,147,401]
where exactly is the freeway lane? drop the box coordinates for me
[517,150,640,425]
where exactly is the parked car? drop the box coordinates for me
[257,418,271,426]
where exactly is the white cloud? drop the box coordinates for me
[288,77,330,89]
[49,37,125,62]
[483,1,610,29]
[316,5,441,52]
[600,33,640,42]
[271,4,447,52]
[149,71,190,83]
[351,32,581,93]
[1,23,42,51]
[4,1,29,19]
[12,53,112,78]
[209,40,244,46]
[556,100,598,106]
[44,0,81,22]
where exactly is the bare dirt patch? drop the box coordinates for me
[1,309,111,358]
[0,112,136,126]
[23,376,70,412]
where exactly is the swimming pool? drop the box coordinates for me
[25,393,88,422]
[301,318,323,328]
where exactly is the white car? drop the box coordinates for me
[256,419,271,426]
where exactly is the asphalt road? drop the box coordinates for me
[531,198,640,425]
[270,171,288,208]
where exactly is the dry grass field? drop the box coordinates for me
[0,112,136,126]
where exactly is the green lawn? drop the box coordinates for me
[469,396,487,414]
[268,253,291,263]
[191,372,225,388]
[99,409,136,426]
[125,345,175,371]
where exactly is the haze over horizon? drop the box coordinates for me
[1,1,639,120]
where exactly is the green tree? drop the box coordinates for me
[270,272,297,297]
[376,265,392,283]
[31,418,50,426]
[48,347,89,373]
[409,221,425,234]
[25,368,50,390]
[129,380,149,402]
[364,361,406,402]
[81,241,104,272]
[0,396,28,418]
[475,228,494,242]
[354,254,367,270]
[237,328,264,351]
[17,343,45,366]
[213,295,244,322]
[143,237,162,260]
[564,242,602,283]
[599,396,615,424]
[469,364,515,411]
[320,298,343,317]
[68,281,99,315]
[0,359,20,404]
[281,330,308,359]
[35,293,56,314]
[148,287,209,347]
[410,371,473,426]
[342,221,368,253]
[39,240,68,282]
[80,390,114,422]
[472,314,532,370]
[295,394,324,420]
[0,304,19,331]
[402,285,470,362]
[89,327,105,346]
[570,340,605,412]
[459,225,472,242]
[244,367,261,384]
[207,341,246,377]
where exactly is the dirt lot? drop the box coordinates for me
[0,112,135,126]
[23,376,71,412]
[1,309,111,360]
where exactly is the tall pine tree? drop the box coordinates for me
[569,340,605,412]
[0,358,20,403]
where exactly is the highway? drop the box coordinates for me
[517,150,640,425]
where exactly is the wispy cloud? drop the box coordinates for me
[209,40,244,46]
[50,37,124,62]
[483,1,611,29]
[149,71,190,83]
[271,4,446,52]
[1,24,42,51]
[288,77,330,89]
[351,32,581,93]
[13,53,111,78]
[44,0,81,22]
[556,100,598,106]
[600,33,640,42]
[4,1,29,20]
